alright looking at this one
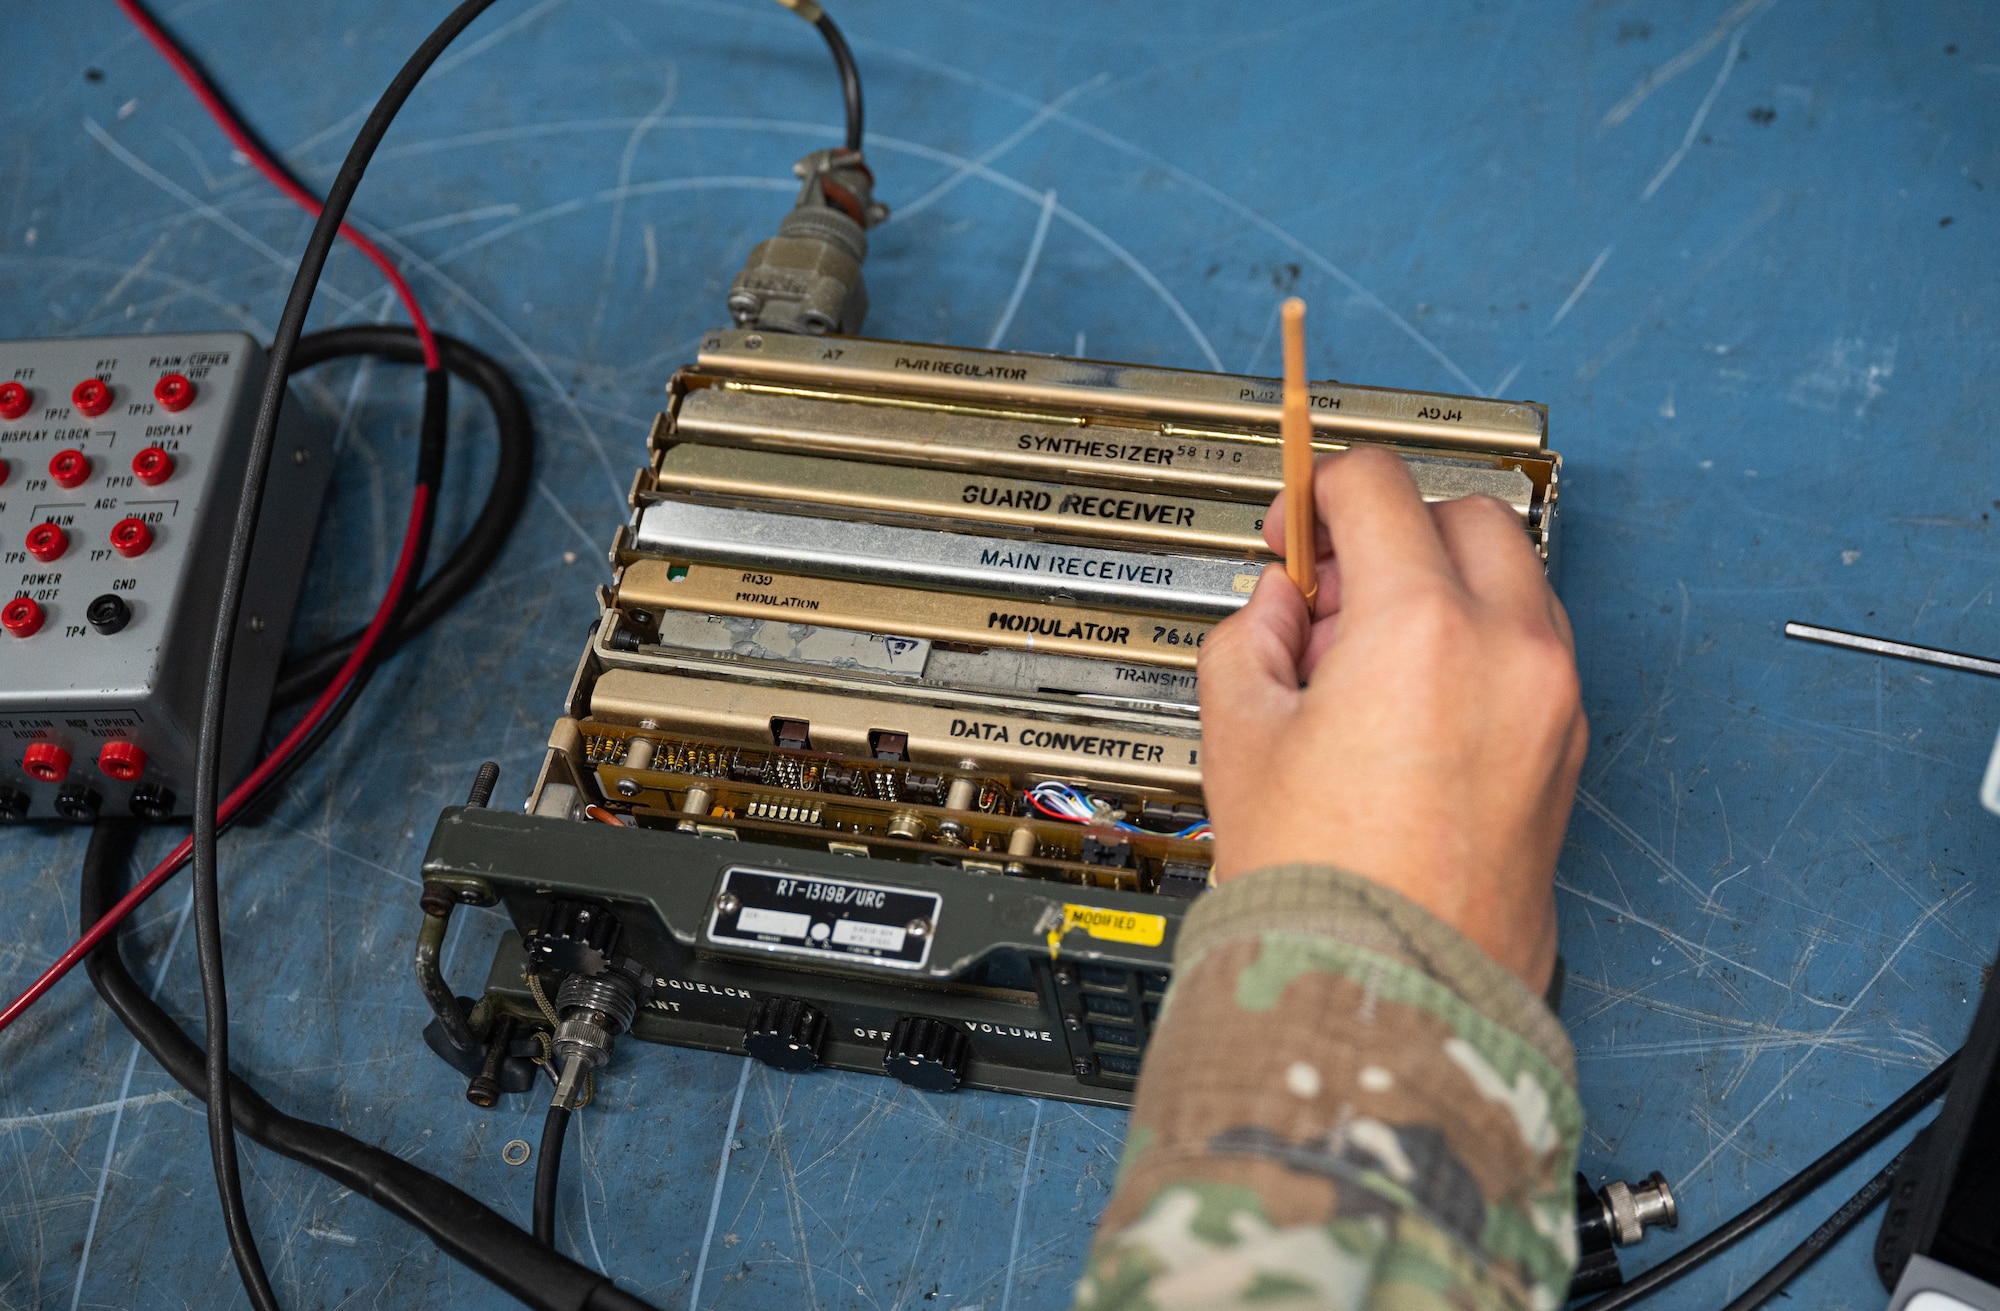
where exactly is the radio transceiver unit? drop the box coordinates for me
[412,327,1560,1108]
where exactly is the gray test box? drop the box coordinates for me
[0,332,331,821]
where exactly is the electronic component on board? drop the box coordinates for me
[586,666,1201,790]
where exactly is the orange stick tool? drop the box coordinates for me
[1279,297,1319,608]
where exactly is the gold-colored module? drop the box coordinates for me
[692,329,1548,454]
[588,667,1204,792]
[670,383,1543,516]
[616,558,1215,668]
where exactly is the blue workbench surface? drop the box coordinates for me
[2,1,1995,1306]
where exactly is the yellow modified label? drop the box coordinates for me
[1231,572,1262,594]
[1053,903,1167,950]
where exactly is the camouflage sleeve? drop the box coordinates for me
[1075,864,1582,1311]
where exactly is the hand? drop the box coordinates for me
[1196,447,1586,989]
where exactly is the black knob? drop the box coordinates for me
[883,1015,969,1092]
[525,899,621,974]
[0,784,27,823]
[87,593,130,635]
[743,996,826,1072]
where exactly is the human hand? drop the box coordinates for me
[1196,447,1586,989]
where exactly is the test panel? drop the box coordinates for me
[0,333,329,822]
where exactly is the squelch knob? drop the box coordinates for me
[883,1015,969,1093]
[525,898,621,975]
[743,996,827,1072]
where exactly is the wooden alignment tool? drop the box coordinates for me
[1279,297,1319,608]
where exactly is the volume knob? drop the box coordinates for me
[883,1015,969,1092]
[743,995,826,1072]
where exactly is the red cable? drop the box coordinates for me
[112,0,441,371]
[0,489,432,1034]
[0,0,453,1034]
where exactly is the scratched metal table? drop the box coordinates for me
[2,1,1996,1307]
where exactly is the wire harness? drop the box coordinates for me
[1027,781,1213,839]
[79,821,659,1311]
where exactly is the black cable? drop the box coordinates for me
[1717,1138,1918,1311]
[188,4,506,1303]
[534,1104,572,1246]
[172,0,853,1298]
[197,344,446,1311]
[123,4,533,712]
[1576,1052,1958,1310]
[79,821,659,1311]
[274,327,534,709]
[211,330,516,819]
[812,11,864,151]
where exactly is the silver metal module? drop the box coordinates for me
[590,615,1201,739]
[642,608,932,676]
[629,500,1260,619]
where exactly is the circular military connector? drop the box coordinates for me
[882,1015,970,1093]
[743,996,827,1072]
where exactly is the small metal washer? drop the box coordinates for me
[502,1138,533,1166]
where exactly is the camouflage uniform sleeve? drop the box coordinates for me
[1074,863,1582,1311]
